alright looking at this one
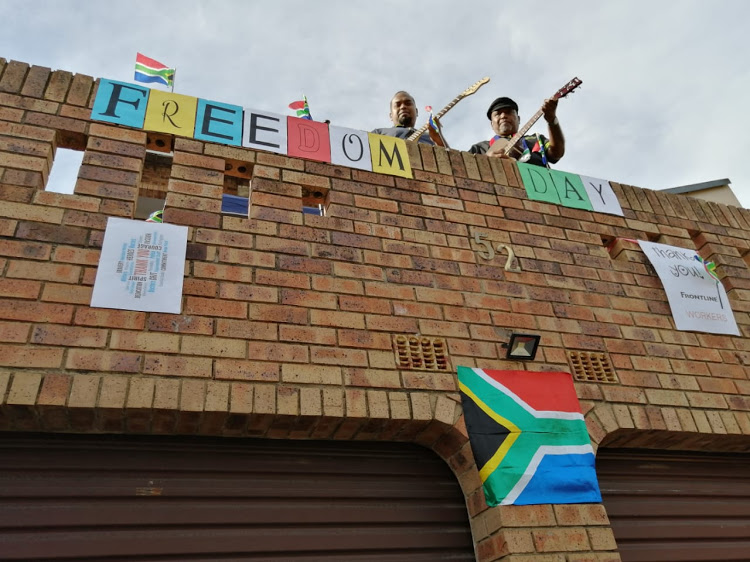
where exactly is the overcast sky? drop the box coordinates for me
[2,0,749,206]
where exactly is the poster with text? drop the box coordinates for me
[638,240,740,335]
[91,218,188,313]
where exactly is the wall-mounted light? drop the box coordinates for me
[503,333,541,360]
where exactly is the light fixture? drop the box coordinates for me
[503,333,541,360]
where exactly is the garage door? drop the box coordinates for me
[597,449,750,562]
[0,433,474,561]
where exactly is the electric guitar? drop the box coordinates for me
[407,77,490,142]
[491,77,582,159]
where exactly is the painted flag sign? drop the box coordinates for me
[134,53,175,87]
[457,367,601,506]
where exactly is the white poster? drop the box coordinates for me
[242,108,288,154]
[638,241,740,335]
[329,125,373,171]
[579,175,624,216]
[91,218,188,313]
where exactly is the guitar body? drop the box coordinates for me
[486,137,524,159]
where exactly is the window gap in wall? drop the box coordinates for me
[222,158,253,217]
[137,150,173,220]
[46,130,87,194]
[46,148,84,194]
[302,186,328,217]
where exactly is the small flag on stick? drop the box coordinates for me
[134,53,175,88]
[426,107,448,148]
[289,95,312,120]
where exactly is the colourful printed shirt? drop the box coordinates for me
[468,133,554,168]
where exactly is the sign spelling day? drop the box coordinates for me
[91,218,188,313]
[90,79,413,179]
[638,241,740,335]
[517,163,624,217]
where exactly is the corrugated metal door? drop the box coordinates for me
[0,433,474,561]
[597,449,750,562]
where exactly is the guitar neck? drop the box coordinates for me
[408,96,461,141]
[502,107,545,156]
[407,78,489,141]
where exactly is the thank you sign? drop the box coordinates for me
[639,241,739,335]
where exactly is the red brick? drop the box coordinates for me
[184,296,247,319]
[214,360,279,382]
[181,335,246,358]
[0,320,30,343]
[365,314,418,333]
[256,269,310,289]
[136,357,205,384]
[0,299,73,324]
[0,278,42,299]
[249,303,307,324]
[0,60,28,93]
[311,347,368,367]
[0,344,63,368]
[73,308,145,329]
[246,341,307,363]
[533,528,590,552]
[147,314,214,335]
[37,373,73,406]
[312,276,364,295]
[31,324,107,347]
[66,349,141,373]
[279,291,336,312]
[310,309,365,329]
[279,325,336,345]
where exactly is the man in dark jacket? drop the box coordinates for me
[372,91,436,145]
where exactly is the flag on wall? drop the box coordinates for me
[457,366,601,506]
[289,96,312,120]
[134,53,175,87]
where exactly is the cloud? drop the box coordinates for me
[2,0,748,205]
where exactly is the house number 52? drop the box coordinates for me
[473,232,521,271]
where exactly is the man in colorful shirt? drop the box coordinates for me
[468,96,565,167]
[372,91,437,146]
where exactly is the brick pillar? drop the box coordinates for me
[76,123,147,217]
[163,137,223,229]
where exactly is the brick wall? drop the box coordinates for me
[2,57,750,561]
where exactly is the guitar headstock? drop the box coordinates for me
[462,77,490,97]
[553,77,582,100]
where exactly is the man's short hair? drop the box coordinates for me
[487,97,519,119]
[391,91,414,104]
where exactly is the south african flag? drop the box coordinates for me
[458,367,601,506]
[134,53,175,88]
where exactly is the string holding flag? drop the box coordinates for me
[134,53,176,91]
[289,95,312,120]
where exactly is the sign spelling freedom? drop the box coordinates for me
[91,218,188,314]
[638,240,740,335]
[90,78,412,179]
[458,367,601,506]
